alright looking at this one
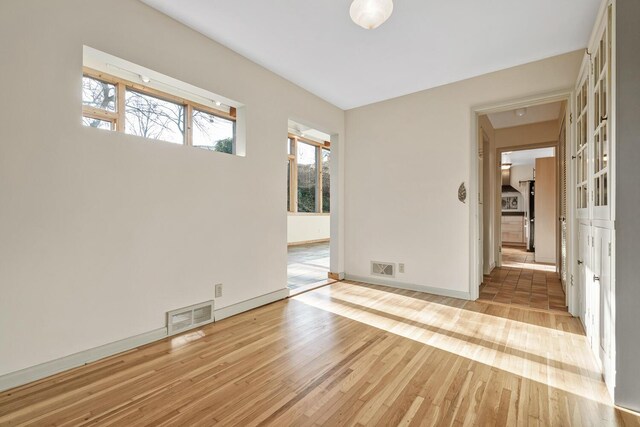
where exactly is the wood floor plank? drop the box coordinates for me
[0,280,638,427]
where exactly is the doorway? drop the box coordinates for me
[474,99,569,312]
[286,120,335,294]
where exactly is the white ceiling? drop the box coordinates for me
[141,0,601,110]
[488,101,563,129]
[502,147,555,167]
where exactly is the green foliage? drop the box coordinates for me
[298,187,316,212]
[214,137,233,154]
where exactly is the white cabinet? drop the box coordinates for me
[572,2,615,398]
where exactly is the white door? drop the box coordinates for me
[595,226,614,389]
[589,230,601,367]
[577,223,590,326]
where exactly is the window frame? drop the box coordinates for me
[321,147,330,214]
[82,67,236,148]
[287,133,330,214]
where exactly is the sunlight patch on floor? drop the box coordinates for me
[294,286,610,406]
[502,260,557,272]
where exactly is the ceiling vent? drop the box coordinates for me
[167,300,214,336]
[371,261,395,278]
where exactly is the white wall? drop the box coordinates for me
[615,0,640,410]
[0,0,344,376]
[287,215,330,244]
[344,51,581,296]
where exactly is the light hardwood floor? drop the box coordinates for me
[1,281,638,426]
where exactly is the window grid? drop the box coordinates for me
[575,77,589,210]
[592,19,610,208]
[81,67,236,149]
[287,134,330,214]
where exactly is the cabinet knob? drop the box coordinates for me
[593,275,600,281]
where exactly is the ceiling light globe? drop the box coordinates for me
[350,0,394,30]
[515,108,527,117]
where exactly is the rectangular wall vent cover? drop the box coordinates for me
[371,261,395,278]
[167,300,214,335]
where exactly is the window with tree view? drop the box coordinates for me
[125,90,185,144]
[192,109,234,154]
[297,142,317,213]
[81,67,237,153]
[82,76,116,130]
[322,148,330,213]
[287,135,330,214]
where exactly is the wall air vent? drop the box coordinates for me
[371,261,395,278]
[167,300,214,335]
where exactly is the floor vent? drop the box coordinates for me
[371,261,395,278]
[167,300,214,335]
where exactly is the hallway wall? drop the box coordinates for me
[615,0,640,412]
[479,116,496,274]
[345,51,582,297]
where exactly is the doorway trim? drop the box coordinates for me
[468,90,573,305]
[286,116,345,292]
[495,142,560,272]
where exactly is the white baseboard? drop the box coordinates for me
[0,288,290,393]
[214,288,289,321]
[344,274,471,300]
[484,262,496,275]
[0,327,167,393]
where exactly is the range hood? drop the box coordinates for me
[501,169,520,194]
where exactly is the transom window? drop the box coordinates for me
[81,67,236,154]
[287,134,330,213]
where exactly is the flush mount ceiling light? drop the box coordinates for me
[515,108,527,117]
[350,0,394,30]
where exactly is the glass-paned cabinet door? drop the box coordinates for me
[592,7,611,219]
[575,69,589,217]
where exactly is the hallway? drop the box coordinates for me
[480,247,567,312]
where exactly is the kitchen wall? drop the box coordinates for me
[345,51,582,296]
[0,0,344,377]
[509,164,535,198]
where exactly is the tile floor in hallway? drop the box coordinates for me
[480,246,568,312]
[287,241,330,290]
